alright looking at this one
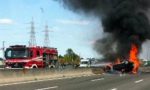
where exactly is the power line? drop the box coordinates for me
[44,24,50,47]
[29,18,36,47]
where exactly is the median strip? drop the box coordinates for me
[0,74,96,87]
[0,68,94,84]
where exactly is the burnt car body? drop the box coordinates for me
[91,60,134,74]
[112,61,134,73]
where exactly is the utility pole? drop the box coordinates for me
[29,18,36,47]
[44,24,50,47]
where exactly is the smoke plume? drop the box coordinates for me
[60,0,150,61]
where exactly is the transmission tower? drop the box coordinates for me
[44,24,50,47]
[29,19,36,47]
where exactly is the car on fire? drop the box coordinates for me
[91,60,134,74]
[99,60,134,73]
[112,60,134,73]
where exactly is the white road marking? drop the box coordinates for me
[91,78,104,82]
[135,79,144,83]
[35,86,58,90]
[111,88,117,90]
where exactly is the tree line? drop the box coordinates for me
[58,48,80,67]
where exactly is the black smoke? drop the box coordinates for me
[60,0,150,61]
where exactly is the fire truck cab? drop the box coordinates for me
[4,45,58,69]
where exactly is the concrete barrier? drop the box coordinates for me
[0,68,94,84]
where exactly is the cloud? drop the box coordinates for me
[56,19,90,25]
[0,19,14,25]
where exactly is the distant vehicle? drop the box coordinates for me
[4,45,58,69]
[79,59,90,67]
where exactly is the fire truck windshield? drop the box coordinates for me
[5,48,29,59]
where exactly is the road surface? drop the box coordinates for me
[0,73,150,90]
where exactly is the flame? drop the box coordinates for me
[129,44,140,74]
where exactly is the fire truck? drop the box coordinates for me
[4,45,58,69]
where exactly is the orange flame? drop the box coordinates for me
[129,44,140,74]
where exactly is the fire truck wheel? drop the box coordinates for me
[33,66,37,68]
[49,65,55,68]
[31,64,38,69]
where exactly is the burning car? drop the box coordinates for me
[91,60,135,74]
[112,60,134,73]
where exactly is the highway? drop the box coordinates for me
[0,73,150,90]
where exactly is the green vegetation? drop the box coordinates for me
[58,48,80,67]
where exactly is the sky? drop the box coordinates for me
[0,0,149,60]
[0,0,102,58]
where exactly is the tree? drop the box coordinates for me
[58,55,64,63]
[58,55,64,59]
[64,48,80,66]
[58,54,65,68]
[66,48,74,55]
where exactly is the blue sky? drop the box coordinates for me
[0,0,103,58]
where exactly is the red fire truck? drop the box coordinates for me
[4,45,58,69]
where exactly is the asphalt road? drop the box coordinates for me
[0,73,150,90]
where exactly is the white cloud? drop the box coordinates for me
[56,19,90,25]
[0,19,14,25]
